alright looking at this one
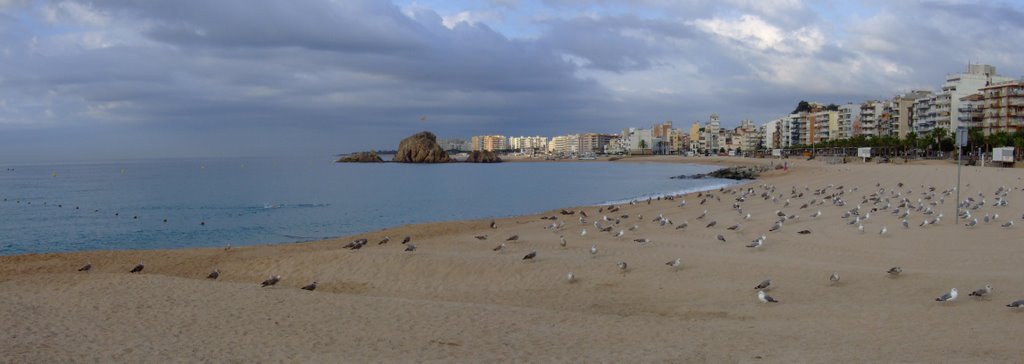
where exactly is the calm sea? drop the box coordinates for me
[0,158,737,255]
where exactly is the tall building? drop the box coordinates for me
[549,134,580,155]
[762,118,781,150]
[579,133,616,154]
[891,91,930,138]
[689,121,702,152]
[858,101,883,137]
[471,135,508,151]
[508,136,548,152]
[980,80,1024,135]
[912,93,938,135]
[957,93,985,130]
[623,128,660,154]
[836,103,856,140]
[703,114,721,152]
[934,64,1014,131]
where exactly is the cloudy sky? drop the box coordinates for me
[1,0,1022,162]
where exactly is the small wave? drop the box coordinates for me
[597,181,741,206]
[261,203,330,210]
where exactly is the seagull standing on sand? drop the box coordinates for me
[260,275,281,287]
[207,269,220,279]
[746,235,765,248]
[401,236,411,244]
[78,263,92,272]
[522,251,537,260]
[969,284,992,298]
[887,266,902,276]
[716,234,726,242]
[666,258,682,271]
[475,235,488,240]
[935,288,958,302]
[559,235,567,247]
[581,228,587,237]
[613,230,624,238]
[769,221,782,232]
[566,272,576,283]
[879,226,888,235]
[301,281,317,291]
[754,279,772,290]
[829,272,840,285]
[1001,221,1014,228]
[405,244,417,252]
[1007,300,1024,308]
[129,262,144,273]
[490,221,497,229]
[493,243,505,252]
[757,290,778,303]
[506,235,519,241]
[617,261,628,272]
[590,244,598,257]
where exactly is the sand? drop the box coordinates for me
[3,156,1024,363]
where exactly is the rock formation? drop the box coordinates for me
[464,150,502,163]
[393,131,451,163]
[335,151,384,163]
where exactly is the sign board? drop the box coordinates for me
[857,147,871,158]
[993,147,1015,162]
[771,149,781,157]
[956,127,969,147]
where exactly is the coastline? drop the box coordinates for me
[4,157,1024,362]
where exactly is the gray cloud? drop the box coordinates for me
[0,0,1022,163]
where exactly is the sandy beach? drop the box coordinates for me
[3,156,1024,363]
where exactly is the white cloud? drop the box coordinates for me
[694,14,822,54]
[41,1,110,27]
[441,10,503,29]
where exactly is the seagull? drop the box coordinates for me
[879,226,887,235]
[726,224,740,230]
[559,235,567,247]
[260,275,281,287]
[769,221,782,232]
[490,221,497,229]
[634,238,651,244]
[969,284,992,298]
[493,243,506,252]
[744,213,752,220]
[902,219,909,229]
[676,221,689,229]
[746,236,765,248]
[697,209,707,220]
[522,251,537,260]
[716,234,726,242]
[590,244,598,257]
[1007,300,1024,308]
[378,236,391,245]
[706,220,717,228]
[401,236,411,244]
[829,272,840,285]
[581,228,588,237]
[666,258,682,270]
[935,288,958,302]
[129,262,144,274]
[810,210,821,218]
[965,218,978,227]
[207,269,220,280]
[474,235,488,240]
[858,224,864,233]
[757,290,778,303]
[754,279,772,290]
[77,263,92,272]
[1001,221,1014,228]
[506,235,519,241]
[566,272,576,283]
[301,281,317,291]
[887,266,902,276]
[613,230,624,238]
[617,261,628,272]
[797,230,811,235]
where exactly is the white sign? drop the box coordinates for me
[857,147,871,158]
[993,147,1015,162]
[771,149,781,157]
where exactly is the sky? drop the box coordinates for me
[1,0,1023,162]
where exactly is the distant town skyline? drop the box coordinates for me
[1,1,1023,162]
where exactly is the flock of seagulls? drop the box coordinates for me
[63,172,1024,309]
